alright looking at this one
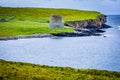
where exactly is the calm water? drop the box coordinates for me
[0,15,120,71]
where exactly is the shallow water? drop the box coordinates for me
[0,15,120,71]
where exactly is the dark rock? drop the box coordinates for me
[96,29,105,33]
[103,36,107,37]
[0,18,8,22]
[52,32,83,37]
[52,31,96,37]
[93,33,101,36]
[101,24,112,29]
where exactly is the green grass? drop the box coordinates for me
[0,20,73,37]
[0,59,120,80]
[0,7,102,37]
[0,7,102,22]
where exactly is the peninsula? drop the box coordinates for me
[0,7,110,40]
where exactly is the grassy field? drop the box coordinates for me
[0,20,73,37]
[0,59,120,80]
[0,7,102,37]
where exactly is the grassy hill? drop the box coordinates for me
[0,60,120,80]
[0,7,102,37]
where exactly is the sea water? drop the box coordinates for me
[0,15,120,71]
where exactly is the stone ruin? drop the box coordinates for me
[0,14,15,22]
[49,14,64,28]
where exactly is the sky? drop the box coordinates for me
[0,0,120,15]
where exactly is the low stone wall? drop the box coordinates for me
[64,15,107,29]
[0,14,15,22]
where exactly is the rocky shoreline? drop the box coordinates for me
[0,25,111,41]
[0,32,107,41]
[64,15,107,28]
[0,34,54,41]
[52,24,111,37]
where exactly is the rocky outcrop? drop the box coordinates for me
[64,15,107,29]
[61,15,111,37]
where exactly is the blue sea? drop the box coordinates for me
[0,15,120,71]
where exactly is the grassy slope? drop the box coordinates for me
[0,7,102,37]
[0,60,120,80]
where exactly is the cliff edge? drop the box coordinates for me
[64,15,108,29]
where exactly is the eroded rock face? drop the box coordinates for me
[49,14,64,28]
[64,15,107,29]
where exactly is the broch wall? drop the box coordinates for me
[49,14,64,28]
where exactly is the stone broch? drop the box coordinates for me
[49,14,64,28]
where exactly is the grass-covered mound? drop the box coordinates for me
[0,60,120,80]
[0,7,102,37]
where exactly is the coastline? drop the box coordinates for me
[0,24,111,41]
[0,34,54,41]
[0,31,105,41]
[0,32,106,41]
